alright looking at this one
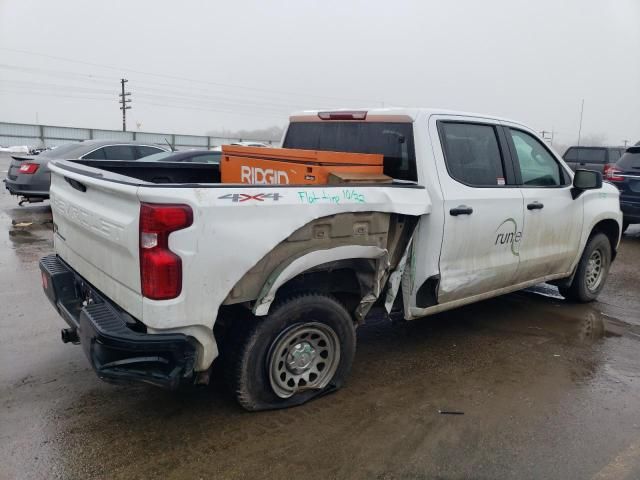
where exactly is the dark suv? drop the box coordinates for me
[563,146,626,173]
[605,146,640,232]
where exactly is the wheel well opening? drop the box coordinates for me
[273,259,375,314]
[591,219,619,260]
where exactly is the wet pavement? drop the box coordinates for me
[1,152,639,480]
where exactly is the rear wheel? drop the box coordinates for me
[559,233,611,302]
[227,293,356,411]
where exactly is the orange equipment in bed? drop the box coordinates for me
[220,145,384,185]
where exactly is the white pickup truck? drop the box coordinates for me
[40,108,622,410]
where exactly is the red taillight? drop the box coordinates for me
[19,163,39,174]
[318,110,367,121]
[140,203,193,300]
[604,164,624,182]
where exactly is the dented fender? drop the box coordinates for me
[253,245,389,317]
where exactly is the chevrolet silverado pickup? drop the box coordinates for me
[40,108,622,410]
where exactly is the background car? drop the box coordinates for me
[604,146,640,232]
[210,141,270,152]
[4,140,168,204]
[140,150,221,163]
[563,145,626,173]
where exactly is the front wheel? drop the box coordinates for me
[227,293,356,411]
[559,233,612,302]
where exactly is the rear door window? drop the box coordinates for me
[438,122,506,187]
[608,149,623,163]
[82,148,106,160]
[189,153,221,163]
[102,145,136,160]
[563,147,607,163]
[136,146,165,159]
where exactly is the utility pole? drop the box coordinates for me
[577,99,584,147]
[119,78,131,132]
[622,139,629,148]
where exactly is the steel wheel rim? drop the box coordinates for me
[585,249,604,291]
[268,322,341,399]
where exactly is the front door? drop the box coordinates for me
[505,127,583,282]
[435,120,524,304]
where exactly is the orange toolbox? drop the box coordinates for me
[220,145,384,185]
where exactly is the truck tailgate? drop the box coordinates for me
[49,162,143,318]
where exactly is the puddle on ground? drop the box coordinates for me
[7,228,50,244]
[1,202,54,263]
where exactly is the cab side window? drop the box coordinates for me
[82,148,106,160]
[102,145,136,160]
[136,146,164,159]
[509,129,567,187]
[439,122,506,187]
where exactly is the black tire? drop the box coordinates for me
[559,233,611,303]
[227,293,356,411]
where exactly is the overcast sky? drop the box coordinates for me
[1,0,639,145]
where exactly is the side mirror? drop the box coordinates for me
[571,169,602,199]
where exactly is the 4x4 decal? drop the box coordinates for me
[218,193,282,203]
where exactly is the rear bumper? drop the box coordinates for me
[3,178,50,198]
[39,254,196,389]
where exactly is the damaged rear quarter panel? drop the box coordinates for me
[136,185,430,368]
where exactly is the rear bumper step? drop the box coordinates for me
[39,254,196,389]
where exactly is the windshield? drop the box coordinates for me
[283,121,417,182]
[563,147,606,163]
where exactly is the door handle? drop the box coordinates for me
[64,176,87,192]
[450,205,473,216]
[527,201,544,210]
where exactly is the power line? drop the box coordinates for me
[0,87,112,102]
[0,87,288,120]
[0,79,114,95]
[0,47,383,105]
[0,65,342,113]
[0,63,117,84]
[0,78,296,114]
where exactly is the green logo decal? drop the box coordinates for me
[495,218,522,256]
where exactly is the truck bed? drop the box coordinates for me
[72,160,220,184]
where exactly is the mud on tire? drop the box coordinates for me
[226,293,356,411]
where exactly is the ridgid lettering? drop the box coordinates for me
[240,166,290,185]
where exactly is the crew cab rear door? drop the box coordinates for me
[48,161,143,318]
[431,116,524,303]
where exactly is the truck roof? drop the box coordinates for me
[290,107,526,127]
